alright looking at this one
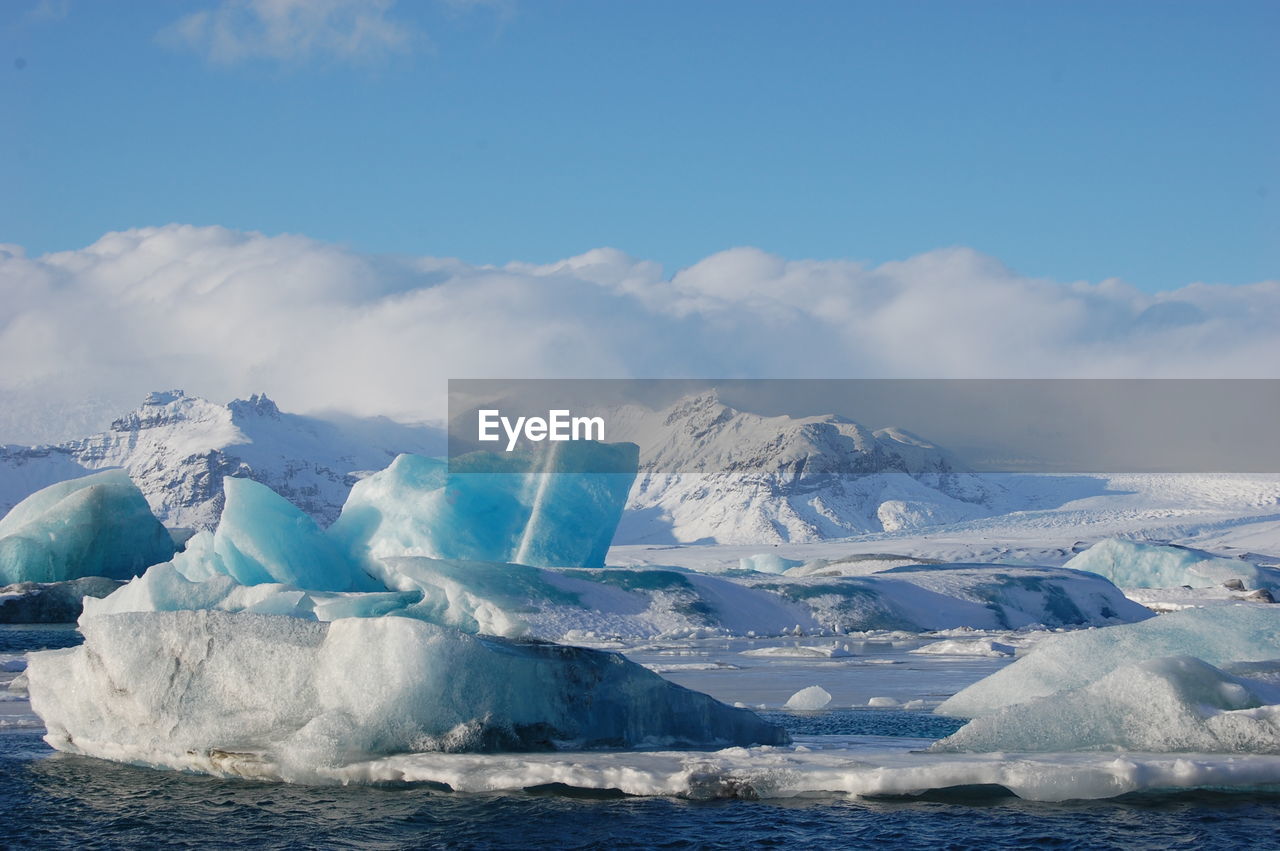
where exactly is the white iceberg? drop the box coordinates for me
[329,446,638,570]
[933,655,1280,754]
[27,610,788,779]
[738,554,804,574]
[909,639,1016,657]
[0,469,175,584]
[1064,538,1280,591]
[937,605,1280,718]
[784,685,832,710]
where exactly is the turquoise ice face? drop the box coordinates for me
[0,469,175,585]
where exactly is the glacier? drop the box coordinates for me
[1064,538,1280,591]
[0,469,175,585]
[329,446,638,569]
[26,610,787,779]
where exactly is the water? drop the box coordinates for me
[5,626,1280,850]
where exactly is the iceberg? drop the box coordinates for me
[88,554,1152,641]
[0,469,175,584]
[909,638,1016,657]
[739,554,804,574]
[27,610,788,779]
[329,445,638,570]
[933,655,1280,754]
[937,605,1280,718]
[1064,538,1280,591]
[783,686,832,710]
[173,477,370,592]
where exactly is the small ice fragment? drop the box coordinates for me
[868,696,900,707]
[784,685,832,710]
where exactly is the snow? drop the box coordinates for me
[0,469,175,584]
[0,391,445,529]
[934,655,1280,754]
[609,393,997,545]
[937,605,1280,718]
[784,685,832,710]
[1063,538,1280,590]
[27,610,788,778]
[329,446,637,569]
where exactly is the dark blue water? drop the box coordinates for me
[5,628,1280,850]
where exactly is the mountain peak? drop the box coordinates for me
[143,390,187,406]
[228,393,281,420]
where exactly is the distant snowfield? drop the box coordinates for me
[610,472,1280,571]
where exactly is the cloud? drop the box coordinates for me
[1,224,1278,443]
[160,0,416,65]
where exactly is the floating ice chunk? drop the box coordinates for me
[937,605,1280,718]
[910,639,1016,657]
[934,656,1280,754]
[329,445,638,569]
[867,697,900,707]
[784,685,832,710]
[739,554,804,574]
[1064,538,1280,591]
[0,469,175,584]
[27,611,788,778]
[741,644,853,658]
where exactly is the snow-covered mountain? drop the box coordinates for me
[0,391,445,530]
[607,392,1002,544]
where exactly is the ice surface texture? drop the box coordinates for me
[1064,538,1280,590]
[171,477,369,592]
[933,654,1280,754]
[94,554,1151,640]
[938,605,1280,718]
[27,610,787,777]
[330,447,638,570]
[0,469,175,584]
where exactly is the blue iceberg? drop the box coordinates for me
[0,469,175,584]
[172,477,370,593]
[329,443,638,570]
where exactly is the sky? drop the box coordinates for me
[0,1,1277,443]
[3,0,1276,290]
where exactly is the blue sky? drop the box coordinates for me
[2,0,1276,291]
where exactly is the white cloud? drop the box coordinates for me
[1,224,1277,443]
[160,0,415,65]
